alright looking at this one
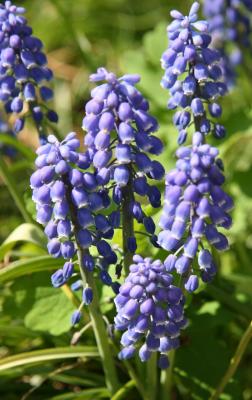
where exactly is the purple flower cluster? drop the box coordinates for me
[114,255,187,369]
[161,1,227,143]
[157,2,234,292]
[203,0,252,86]
[82,68,165,249]
[30,133,120,324]
[0,1,57,136]
[158,131,233,289]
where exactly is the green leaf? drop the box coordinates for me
[0,346,99,371]
[0,256,62,283]
[49,371,105,387]
[207,284,252,320]
[197,301,220,316]
[175,302,242,399]
[111,380,135,400]
[50,388,109,400]
[0,133,35,161]
[223,274,252,298]
[24,284,76,335]
[221,130,252,173]
[0,158,33,223]
[143,22,167,65]
[0,223,46,260]
[3,272,76,335]
[121,23,168,109]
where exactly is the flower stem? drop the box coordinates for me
[121,167,134,275]
[123,359,147,399]
[111,379,136,400]
[76,248,120,394]
[146,353,158,400]
[66,184,120,395]
[160,350,175,400]
[210,320,252,400]
[0,157,32,223]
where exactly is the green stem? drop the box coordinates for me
[123,359,147,399]
[0,157,32,223]
[160,350,175,400]
[70,321,92,346]
[210,320,252,400]
[76,249,120,394]
[78,250,119,394]
[122,168,134,275]
[146,353,158,400]
[111,380,136,400]
[66,184,120,395]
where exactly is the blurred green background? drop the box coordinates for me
[0,0,252,399]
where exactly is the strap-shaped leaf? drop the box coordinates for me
[0,223,46,260]
[50,388,109,400]
[0,347,99,371]
[0,255,62,282]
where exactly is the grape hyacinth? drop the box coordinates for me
[82,68,165,256]
[114,255,187,369]
[158,131,233,289]
[30,132,120,323]
[0,1,58,137]
[158,2,234,291]
[203,0,252,87]
[161,1,227,144]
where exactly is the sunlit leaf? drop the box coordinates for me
[0,346,99,371]
[0,256,61,282]
[0,223,46,260]
[3,272,77,335]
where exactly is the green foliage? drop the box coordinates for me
[0,223,46,260]
[0,0,252,398]
[176,301,241,399]
[0,346,99,371]
[3,272,76,335]
[0,256,62,283]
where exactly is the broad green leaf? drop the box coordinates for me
[3,272,76,335]
[24,284,76,335]
[0,256,62,282]
[143,22,166,66]
[197,301,220,316]
[0,346,99,371]
[122,49,166,108]
[220,130,252,172]
[0,223,46,260]
[0,323,38,339]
